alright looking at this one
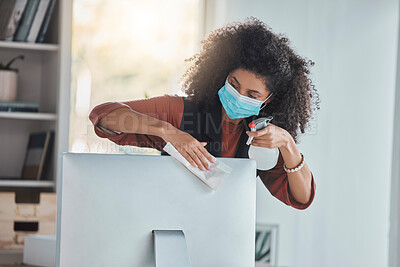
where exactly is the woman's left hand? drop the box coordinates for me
[246,123,292,149]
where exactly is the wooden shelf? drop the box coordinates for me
[0,112,57,121]
[0,180,55,188]
[0,41,59,52]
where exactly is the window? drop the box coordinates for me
[70,0,200,154]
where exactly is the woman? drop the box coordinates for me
[89,17,319,210]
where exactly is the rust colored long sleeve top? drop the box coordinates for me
[89,94,316,210]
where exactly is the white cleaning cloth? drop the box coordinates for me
[163,142,232,190]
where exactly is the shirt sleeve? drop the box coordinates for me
[88,94,184,151]
[257,152,316,210]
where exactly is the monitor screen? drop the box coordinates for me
[56,153,256,267]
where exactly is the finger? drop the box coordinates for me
[252,141,274,148]
[251,140,267,145]
[194,147,211,171]
[199,145,216,164]
[200,142,207,147]
[259,126,272,135]
[182,150,198,168]
[251,141,270,148]
[246,131,256,137]
[251,142,264,147]
[187,149,205,171]
[253,135,274,143]
[246,127,271,137]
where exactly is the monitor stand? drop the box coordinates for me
[152,230,191,267]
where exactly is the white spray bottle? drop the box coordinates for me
[246,116,279,170]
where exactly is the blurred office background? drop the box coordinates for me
[69,0,400,266]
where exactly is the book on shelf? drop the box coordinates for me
[5,0,28,41]
[13,0,40,42]
[1,0,57,43]
[35,0,56,43]
[21,130,54,180]
[0,130,54,181]
[26,0,50,43]
[0,101,39,112]
[0,0,17,40]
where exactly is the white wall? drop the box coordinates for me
[204,0,399,266]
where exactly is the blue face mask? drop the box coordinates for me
[218,77,273,119]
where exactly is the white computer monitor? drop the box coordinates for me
[56,153,257,267]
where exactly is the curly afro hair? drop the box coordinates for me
[181,17,320,143]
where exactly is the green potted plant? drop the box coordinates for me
[0,55,24,102]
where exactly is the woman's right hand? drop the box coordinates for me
[161,128,215,171]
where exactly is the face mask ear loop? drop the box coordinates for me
[260,92,274,110]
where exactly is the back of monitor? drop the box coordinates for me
[56,153,256,267]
